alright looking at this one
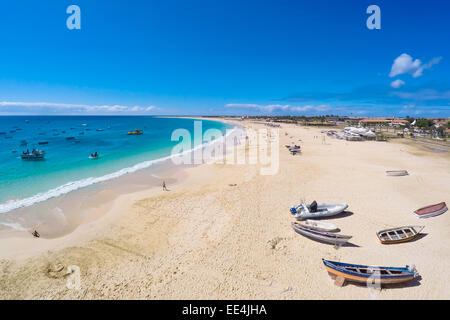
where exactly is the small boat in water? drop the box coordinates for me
[290,201,348,220]
[322,259,418,286]
[38,141,49,145]
[66,137,75,141]
[413,202,447,218]
[301,220,339,232]
[96,128,104,132]
[386,170,409,176]
[291,222,351,245]
[376,226,424,244]
[21,149,45,160]
[127,129,143,135]
[89,152,99,159]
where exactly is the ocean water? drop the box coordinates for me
[0,116,233,214]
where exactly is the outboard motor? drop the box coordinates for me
[290,206,297,214]
[310,201,318,213]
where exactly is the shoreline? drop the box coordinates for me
[1,119,449,299]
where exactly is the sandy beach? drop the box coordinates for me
[1,118,449,300]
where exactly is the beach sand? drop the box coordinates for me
[1,119,449,299]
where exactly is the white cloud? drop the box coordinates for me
[389,53,442,78]
[0,101,158,115]
[390,79,405,88]
[225,103,330,113]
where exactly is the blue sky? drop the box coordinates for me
[0,0,449,116]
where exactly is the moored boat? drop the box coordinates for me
[127,129,143,135]
[413,202,447,218]
[322,259,418,286]
[38,141,49,145]
[290,201,348,220]
[21,149,45,160]
[89,152,99,159]
[376,226,424,244]
[386,170,409,176]
[291,222,351,245]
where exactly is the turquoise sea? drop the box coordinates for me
[0,116,232,214]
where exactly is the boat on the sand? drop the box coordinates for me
[322,259,418,286]
[301,220,339,232]
[291,222,351,245]
[376,226,424,244]
[386,170,409,176]
[413,202,447,218]
[290,201,348,220]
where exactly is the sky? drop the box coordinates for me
[0,0,449,117]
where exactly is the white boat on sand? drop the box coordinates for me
[386,170,409,176]
[301,220,339,232]
[291,222,351,245]
[290,201,348,220]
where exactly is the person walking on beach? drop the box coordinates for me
[162,180,168,191]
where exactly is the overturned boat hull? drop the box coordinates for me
[413,202,447,218]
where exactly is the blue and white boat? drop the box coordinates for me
[322,259,418,286]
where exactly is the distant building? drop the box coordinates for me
[359,118,409,127]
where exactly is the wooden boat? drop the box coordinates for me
[376,226,424,244]
[290,201,348,220]
[386,170,409,176]
[322,259,418,286]
[302,220,339,232]
[291,223,351,245]
[127,129,143,135]
[414,202,447,218]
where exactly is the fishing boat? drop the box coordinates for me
[376,226,424,244]
[386,170,409,176]
[127,129,143,135]
[38,141,49,145]
[322,259,418,286]
[290,201,348,220]
[291,223,351,245]
[413,202,447,218]
[301,220,339,232]
[65,137,75,141]
[21,149,45,160]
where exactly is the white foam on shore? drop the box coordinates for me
[0,127,243,215]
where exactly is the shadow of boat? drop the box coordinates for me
[329,273,422,289]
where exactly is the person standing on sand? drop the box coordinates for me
[162,181,168,191]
